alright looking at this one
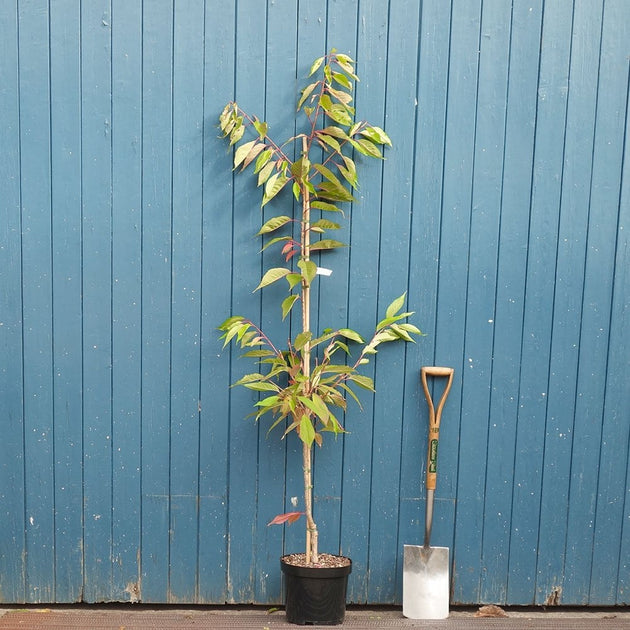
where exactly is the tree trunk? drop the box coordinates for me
[300,136,318,564]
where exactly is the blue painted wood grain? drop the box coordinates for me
[17,0,56,602]
[1,0,629,606]
[197,0,235,604]
[587,0,630,603]
[140,2,174,602]
[81,0,115,602]
[0,0,26,604]
[168,0,206,603]
[49,0,84,602]
[536,0,604,605]
[111,0,143,603]
[498,0,544,606]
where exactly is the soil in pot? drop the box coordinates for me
[281,554,352,625]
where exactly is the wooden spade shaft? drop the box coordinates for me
[420,366,454,547]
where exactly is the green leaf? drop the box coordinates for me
[371,329,400,345]
[398,323,423,335]
[317,181,356,203]
[297,259,317,285]
[255,395,280,408]
[281,294,300,320]
[337,159,358,189]
[233,140,257,169]
[352,138,382,158]
[292,181,301,201]
[360,125,392,146]
[254,267,290,291]
[332,340,350,355]
[257,215,292,236]
[257,161,275,187]
[233,372,266,386]
[338,328,364,344]
[385,293,407,318]
[243,381,280,392]
[253,118,268,139]
[294,331,312,351]
[335,59,358,81]
[332,72,352,90]
[320,126,350,140]
[338,382,362,407]
[290,156,311,181]
[260,235,292,252]
[314,163,343,189]
[327,86,353,106]
[241,142,267,170]
[262,172,289,206]
[297,81,318,110]
[325,105,353,126]
[309,239,346,252]
[254,149,273,174]
[317,133,341,153]
[286,273,302,290]
[299,395,330,424]
[311,219,341,231]
[229,123,245,146]
[311,201,343,213]
[241,349,276,358]
[309,56,325,76]
[349,374,375,391]
[299,415,316,446]
[319,93,334,112]
[390,323,415,342]
[335,52,354,64]
[243,381,281,392]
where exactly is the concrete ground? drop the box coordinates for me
[0,606,629,629]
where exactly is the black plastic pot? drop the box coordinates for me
[281,555,352,625]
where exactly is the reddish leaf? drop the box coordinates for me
[268,511,304,526]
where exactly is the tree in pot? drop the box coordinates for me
[218,50,421,624]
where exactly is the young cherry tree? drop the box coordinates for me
[218,50,421,566]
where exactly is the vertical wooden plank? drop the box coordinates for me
[140,0,174,602]
[18,0,55,603]
[253,0,297,604]
[507,0,572,605]
[398,0,452,608]
[224,0,266,603]
[197,0,236,604]
[473,0,513,605]
[536,0,603,605]
[454,0,508,603]
[81,0,114,602]
[611,59,630,612]
[342,0,388,603]
[0,0,26,603]
[586,0,630,605]
[367,0,421,604]
[168,0,205,603]
[492,0,544,606]
[439,0,482,604]
[111,0,143,602]
[49,0,84,602]
[616,107,630,601]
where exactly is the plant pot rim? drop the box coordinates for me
[281,554,352,579]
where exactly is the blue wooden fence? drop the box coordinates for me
[1,0,629,606]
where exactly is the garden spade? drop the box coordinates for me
[403,366,454,620]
